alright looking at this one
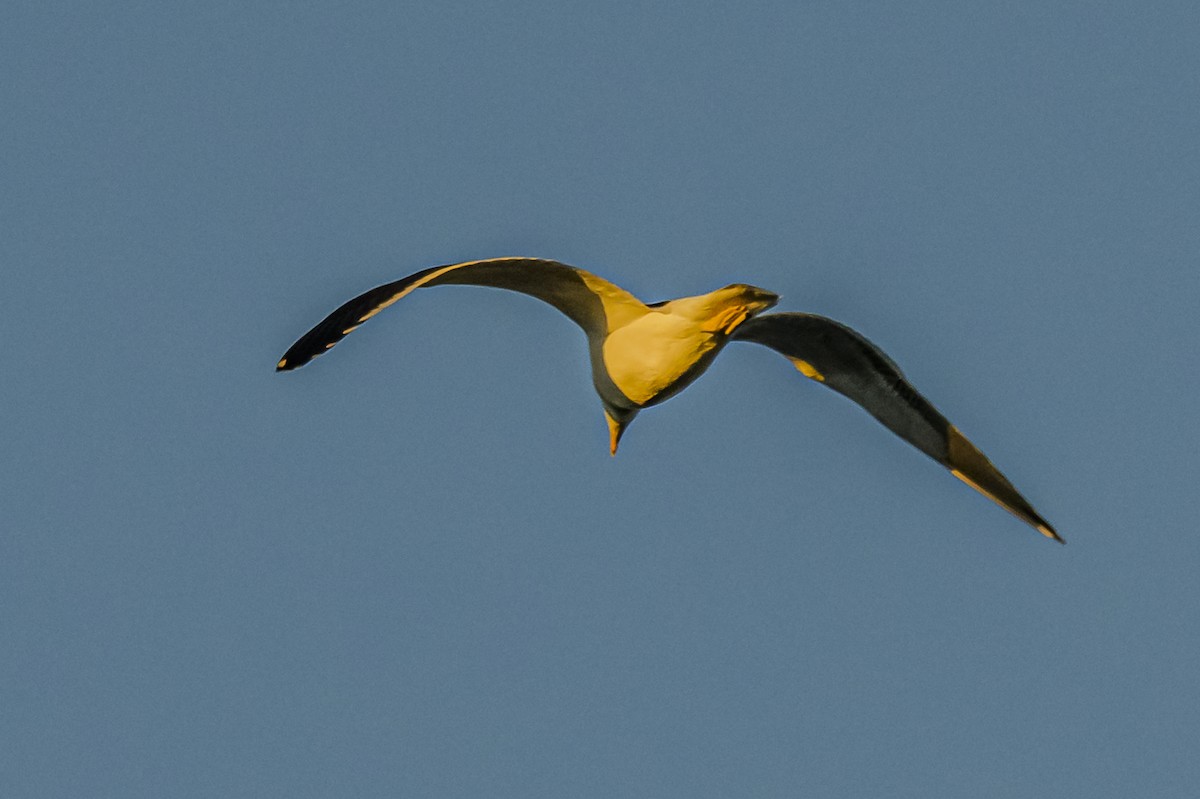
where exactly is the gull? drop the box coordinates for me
[277,257,1060,542]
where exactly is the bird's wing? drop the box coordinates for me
[732,313,1060,542]
[276,258,647,371]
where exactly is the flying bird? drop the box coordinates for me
[277,257,1060,542]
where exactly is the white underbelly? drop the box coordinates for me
[601,314,720,406]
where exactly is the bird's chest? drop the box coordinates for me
[600,315,722,406]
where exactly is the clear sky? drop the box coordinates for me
[4,2,1199,796]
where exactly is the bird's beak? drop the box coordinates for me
[754,289,780,311]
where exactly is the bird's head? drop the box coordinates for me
[682,283,779,335]
[721,283,779,314]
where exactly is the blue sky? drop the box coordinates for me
[4,2,1199,796]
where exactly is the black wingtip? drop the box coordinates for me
[276,338,325,372]
[275,353,306,372]
[944,425,1061,544]
[1038,523,1066,545]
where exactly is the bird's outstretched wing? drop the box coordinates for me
[276,258,646,371]
[732,313,1060,542]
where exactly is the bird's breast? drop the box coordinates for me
[599,313,723,407]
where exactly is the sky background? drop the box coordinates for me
[4,2,1199,796]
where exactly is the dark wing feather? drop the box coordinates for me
[276,258,644,371]
[275,265,442,371]
[732,313,1060,542]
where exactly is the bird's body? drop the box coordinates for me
[592,284,779,408]
[278,257,1061,543]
